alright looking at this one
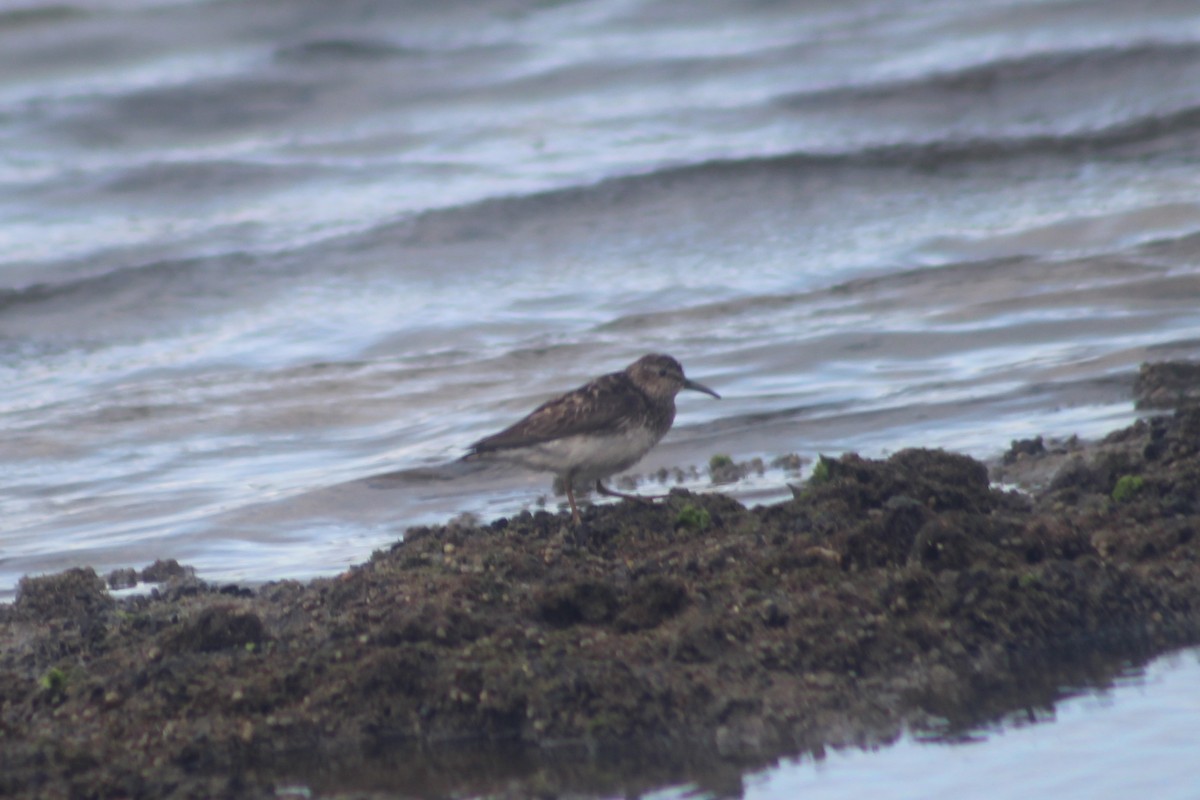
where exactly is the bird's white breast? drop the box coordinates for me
[498,426,662,482]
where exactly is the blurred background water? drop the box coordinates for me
[5,0,1200,795]
[6,0,1200,594]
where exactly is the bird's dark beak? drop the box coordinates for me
[684,378,721,399]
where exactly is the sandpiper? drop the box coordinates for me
[465,353,720,524]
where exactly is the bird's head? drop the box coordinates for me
[626,354,720,401]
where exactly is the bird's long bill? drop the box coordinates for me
[684,378,721,399]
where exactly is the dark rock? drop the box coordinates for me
[15,568,112,621]
[538,580,620,627]
[107,568,139,590]
[616,576,689,632]
[164,605,267,653]
[140,559,192,583]
[1134,361,1200,409]
[911,518,976,571]
[1003,436,1045,464]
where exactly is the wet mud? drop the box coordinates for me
[5,365,1200,799]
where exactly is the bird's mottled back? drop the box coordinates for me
[467,370,653,454]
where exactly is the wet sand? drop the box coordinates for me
[3,362,1200,799]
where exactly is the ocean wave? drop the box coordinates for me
[341,94,1200,256]
[0,5,86,29]
[0,252,257,323]
[776,41,1200,111]
[97,159,322,198]
[273,38,423,64]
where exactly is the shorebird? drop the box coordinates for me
[465,353,720,524]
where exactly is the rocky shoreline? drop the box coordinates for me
[4,364,1200,799]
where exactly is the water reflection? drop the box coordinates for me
[277,645,1200,799]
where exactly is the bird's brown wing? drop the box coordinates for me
[468,372,646,454]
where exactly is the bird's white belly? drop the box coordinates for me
[504,427,662,482]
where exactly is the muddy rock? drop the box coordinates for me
[1134,360,1200,409]
[141,558,194,582]
[164,605,269,654]
[14,567,112,621]
[4,406,1200,798]
[107,567,139,590]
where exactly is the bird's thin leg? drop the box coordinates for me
[595,480,666,503]
[566,478,582,525]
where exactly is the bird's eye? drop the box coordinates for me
[658,368,667,376]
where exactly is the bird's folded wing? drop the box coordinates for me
[469,373,644,452]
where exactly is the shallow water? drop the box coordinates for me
[730,645,1200,800]
[4,0,1200,599]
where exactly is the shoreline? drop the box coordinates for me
[4,365,1200,799]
